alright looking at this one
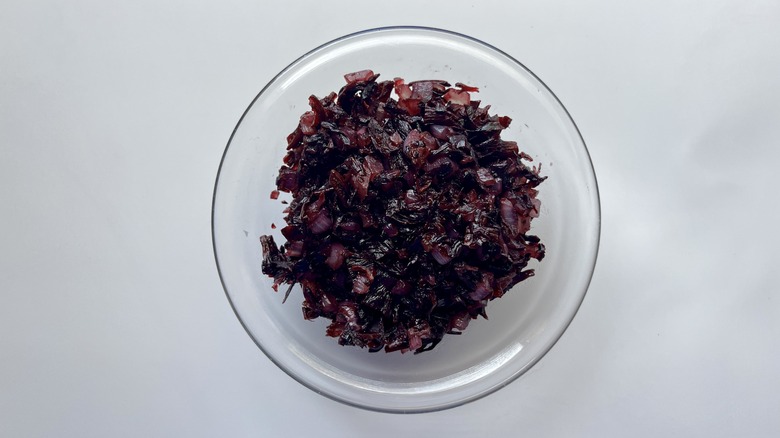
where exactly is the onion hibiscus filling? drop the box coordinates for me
[261,70,545,353]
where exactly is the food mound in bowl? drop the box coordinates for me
[260,70,545,353]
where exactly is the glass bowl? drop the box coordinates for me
[212,26,600,413]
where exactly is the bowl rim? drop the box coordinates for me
[211,25,601,413]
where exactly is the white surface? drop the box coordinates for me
[1,1,779,436]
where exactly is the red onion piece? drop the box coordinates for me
[325,242,346,270]
[344,69,375,84]
[308,209,332,235]
[299,111,318,135]
[393,78,412,99]
[443,89,471,105]
[429,125,454,140]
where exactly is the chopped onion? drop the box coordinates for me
[260,71,546,354]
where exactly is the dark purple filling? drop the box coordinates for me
[260,70,545,353]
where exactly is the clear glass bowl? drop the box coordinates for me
[212,26,600,413]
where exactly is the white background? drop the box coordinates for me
[2,1,779,436]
